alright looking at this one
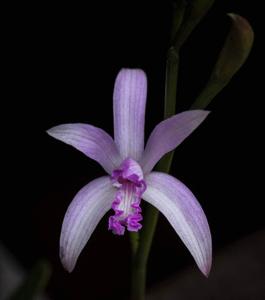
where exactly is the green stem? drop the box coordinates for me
[130,205,159,300]
[170,0,187,44]
[173,0,215,51]
[164,48,180,119]
[130,232,140,256]
[130,47,180,300]
[130,263,145,300]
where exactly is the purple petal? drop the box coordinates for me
[113,69,147,161]
[140,110,210,174]
[59,176,115,272]
[143,172,212,276]
[47,123,122,174]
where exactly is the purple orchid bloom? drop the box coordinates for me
[47,69,212,275]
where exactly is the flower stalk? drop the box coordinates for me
[130,49,179,300]
[130,22,181,300]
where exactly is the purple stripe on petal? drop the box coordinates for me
[140,110,210,174]
[47,123,122,174]
[59,176,115,272]
[143,172,212,276]
[113,69,147,161]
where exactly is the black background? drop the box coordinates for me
[2,1,262,299]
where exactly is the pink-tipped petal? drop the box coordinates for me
[113,69,147,161]
[140,110,210,174]
[47,123,122,174]
[59,177,115,272]
[143,172,212,276]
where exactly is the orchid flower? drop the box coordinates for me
[47,69,212,275]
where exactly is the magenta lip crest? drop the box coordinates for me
[108,158,146,235]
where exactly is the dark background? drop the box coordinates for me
[2,1,262,299]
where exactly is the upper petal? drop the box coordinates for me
[140,110,210,174]
[59,176,115,272]
[47,123,122,174]
[143,172,212,276]
[113,69,147,161]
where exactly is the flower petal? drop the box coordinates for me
[113,69,147,161]
[47,123,122,174]
[143,172,212,276]
[140,110,210,174]
[59,176,115,272]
